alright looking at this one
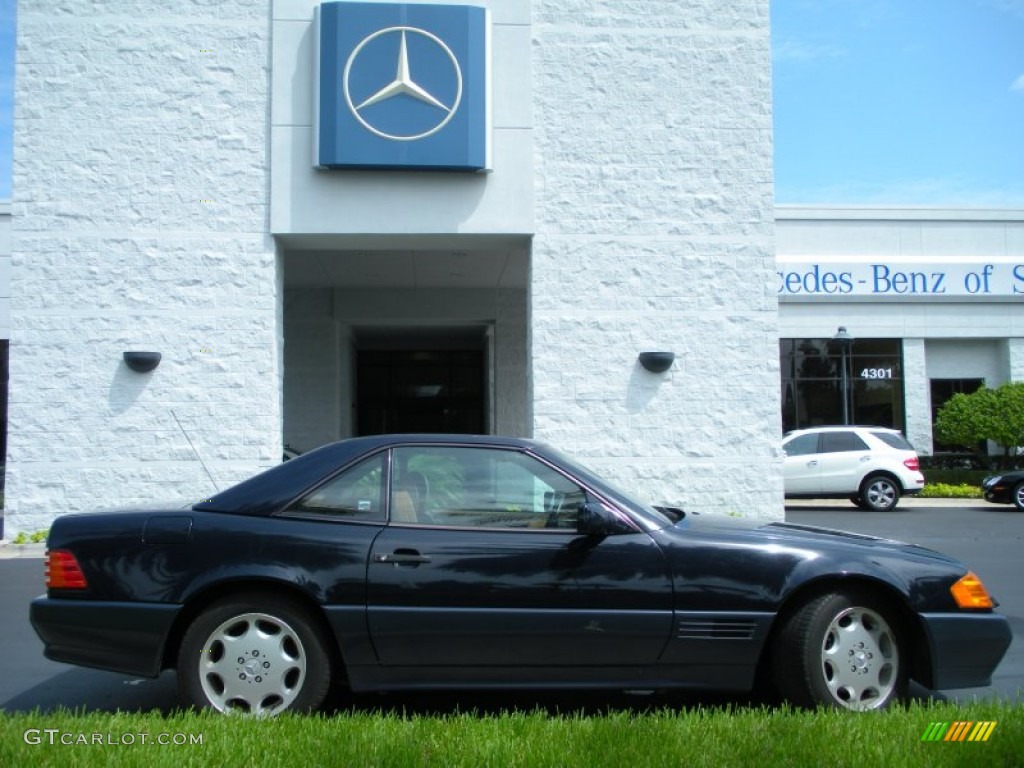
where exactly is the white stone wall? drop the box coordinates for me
[7,1,278,534]
[530,1,781,517]
[901,339,930,454]
[1007,338,1024,383]
[0,203,10,339]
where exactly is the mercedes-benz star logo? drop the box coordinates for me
[343,26,463,142]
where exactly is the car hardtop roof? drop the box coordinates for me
[193,434,551,516]
[331,433,544,450]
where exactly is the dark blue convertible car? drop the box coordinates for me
[31,435,1011,714]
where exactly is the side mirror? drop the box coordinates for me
[577,502,633,536]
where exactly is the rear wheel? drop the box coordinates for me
[177,593,332,715]
[773,591,906,711]
[859,475,901,511]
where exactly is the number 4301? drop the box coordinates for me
[860,368,893,379]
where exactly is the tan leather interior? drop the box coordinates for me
[391,490,417,523]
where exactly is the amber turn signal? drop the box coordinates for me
[950,571,994,609]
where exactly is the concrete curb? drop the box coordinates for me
[785,497,993,511]
[0,542,46,559]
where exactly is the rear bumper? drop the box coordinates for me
[903,471,925,493]
[918,612,1013,690]
[30,596,181,678]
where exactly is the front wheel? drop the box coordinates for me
[773,591,906,710]
[1013,482,1024,511]
[859,475,901,511]
[177,593,332,715]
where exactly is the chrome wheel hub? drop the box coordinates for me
[865,481,895,509]
[820,606,898,710]
[197,612,307,715]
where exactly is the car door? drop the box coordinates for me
[817,430,871,492]
[782,433,822,493]
[365,444,674,667]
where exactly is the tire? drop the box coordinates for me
[773,591,906,711]
[177,593,332,715]
[1013,482,1024,511]
[850,496,871,511]
[858,474,901,511]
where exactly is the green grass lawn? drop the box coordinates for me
[1,701,1021,767]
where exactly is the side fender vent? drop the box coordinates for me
[677,619,757,641]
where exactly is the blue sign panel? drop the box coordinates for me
[315,2,490,171]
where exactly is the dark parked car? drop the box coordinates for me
[31,435,1011,714]
[982,471,1024,510]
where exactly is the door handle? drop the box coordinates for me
[806,460,818,467]
[373,551,432,565]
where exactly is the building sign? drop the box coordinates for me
[778,261,1024,299]
[314,1,490,171]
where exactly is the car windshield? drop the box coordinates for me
[535,446,676,530]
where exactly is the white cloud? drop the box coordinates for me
[1012,74,1024,92]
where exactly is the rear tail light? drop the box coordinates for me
[903,456,920,471]
[950,572,994,609]
[46,549,88,590]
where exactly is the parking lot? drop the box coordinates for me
[1,499,1020,713]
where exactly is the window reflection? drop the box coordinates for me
[780,338,904,432]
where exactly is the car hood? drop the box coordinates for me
[673,513,959,564]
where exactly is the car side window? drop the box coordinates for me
[390,446,586,529]
[285,453,386,522]
[871,431,913,450]
[820,431,869,453]
[783,434,819,456]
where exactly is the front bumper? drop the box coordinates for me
[30,596,181,678]
[918,612,1013,689]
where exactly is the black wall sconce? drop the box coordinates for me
[638,351,674,373]
[123,351,162,373]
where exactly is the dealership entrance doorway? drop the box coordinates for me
[280,242,530,453]
[354,328,488,436]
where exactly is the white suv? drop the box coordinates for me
[782,426,925,511]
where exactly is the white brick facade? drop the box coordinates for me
[529,1,782,515]
[6,0,782,533]
[7,2,280,532]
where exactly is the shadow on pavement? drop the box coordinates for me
[1,669,180,714]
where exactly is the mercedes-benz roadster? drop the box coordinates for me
[31,435,1011,714]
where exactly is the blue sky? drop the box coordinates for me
[773,0,1024,205]
[0,0,1022,205]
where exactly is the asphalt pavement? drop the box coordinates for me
[0,500,1020,713]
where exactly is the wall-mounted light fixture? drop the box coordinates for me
[638,351,675,373]
[123,351,162,373]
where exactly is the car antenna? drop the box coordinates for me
[171,410,221,492]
